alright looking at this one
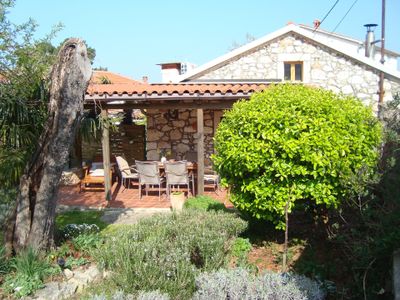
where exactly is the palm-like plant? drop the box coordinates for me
[0,1,58,187]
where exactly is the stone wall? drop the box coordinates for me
[198,33,400,112]
[146,109,222,165]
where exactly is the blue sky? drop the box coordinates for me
[8,0,400,82]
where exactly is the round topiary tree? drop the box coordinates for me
[213,84,382,229]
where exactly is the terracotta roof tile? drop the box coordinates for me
[86,71,268,98]
[87,82,268,97]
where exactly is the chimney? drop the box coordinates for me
[313,19,321,29]
[364,24,378,58]
[157,62,182,83]
[142,76,148,83]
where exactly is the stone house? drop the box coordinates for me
[85,23,400,194]
[144,23,400,163]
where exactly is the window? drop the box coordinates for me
[284,61,303,81]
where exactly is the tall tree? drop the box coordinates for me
[0,1,93,252]
[11,38,91,252]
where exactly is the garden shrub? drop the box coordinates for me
[230,237,252,267]
[328,93,400,299]
[71,232,103,254]
[94,210,247,299]
[137,290,171,300]
[184,195,226,212]
[60,223,100,240]
[3,247,59,297]
[193,268,325,300]
[64,256,89,269]
[0,245,10,275]
[213,84,382,228]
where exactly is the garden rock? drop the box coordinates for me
[63,268,74,280]
[28,264,102,300]
[60,170,81,186]
[32,281,78,300]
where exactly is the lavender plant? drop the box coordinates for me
[193,268,325,300]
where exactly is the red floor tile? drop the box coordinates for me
[57,182,233,209]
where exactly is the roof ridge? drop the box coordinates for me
[177,24,400,82]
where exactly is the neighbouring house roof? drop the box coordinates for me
[178,23,400,82]
[87,70,153,98]
[90,70,144,85]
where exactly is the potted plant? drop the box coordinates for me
[170,191,185,211]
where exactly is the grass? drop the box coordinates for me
[184,195,227,212]
[55,210,107,231]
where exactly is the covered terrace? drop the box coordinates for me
[83,76,269,202]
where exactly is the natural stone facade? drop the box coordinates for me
[198,33,400,112]
[146,109,223,165]
[146,33,400,163]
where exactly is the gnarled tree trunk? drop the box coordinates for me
[8,39,92,253]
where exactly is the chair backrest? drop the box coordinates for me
[136,161,161,185]
[116,156,131,177]
[165,161,189,185]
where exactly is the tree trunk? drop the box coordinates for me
[10,39,92,253]
[282,199,289,272]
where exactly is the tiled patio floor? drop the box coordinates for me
[57,181,232,209]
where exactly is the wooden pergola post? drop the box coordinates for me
[197,108,204,195]
[101,108,112,201]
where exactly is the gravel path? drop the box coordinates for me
[100,208,171,224]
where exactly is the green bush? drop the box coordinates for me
[184,195,227,212]
[230,237,252,267]
[94,210,247,299]
[213,84,382,228]
[71,233,103,254]
[3,247,59,297]
[329,93,400,298]
[64,256,89,269]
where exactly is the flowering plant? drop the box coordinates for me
[61,223,100,239]
[158,148,172,158]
